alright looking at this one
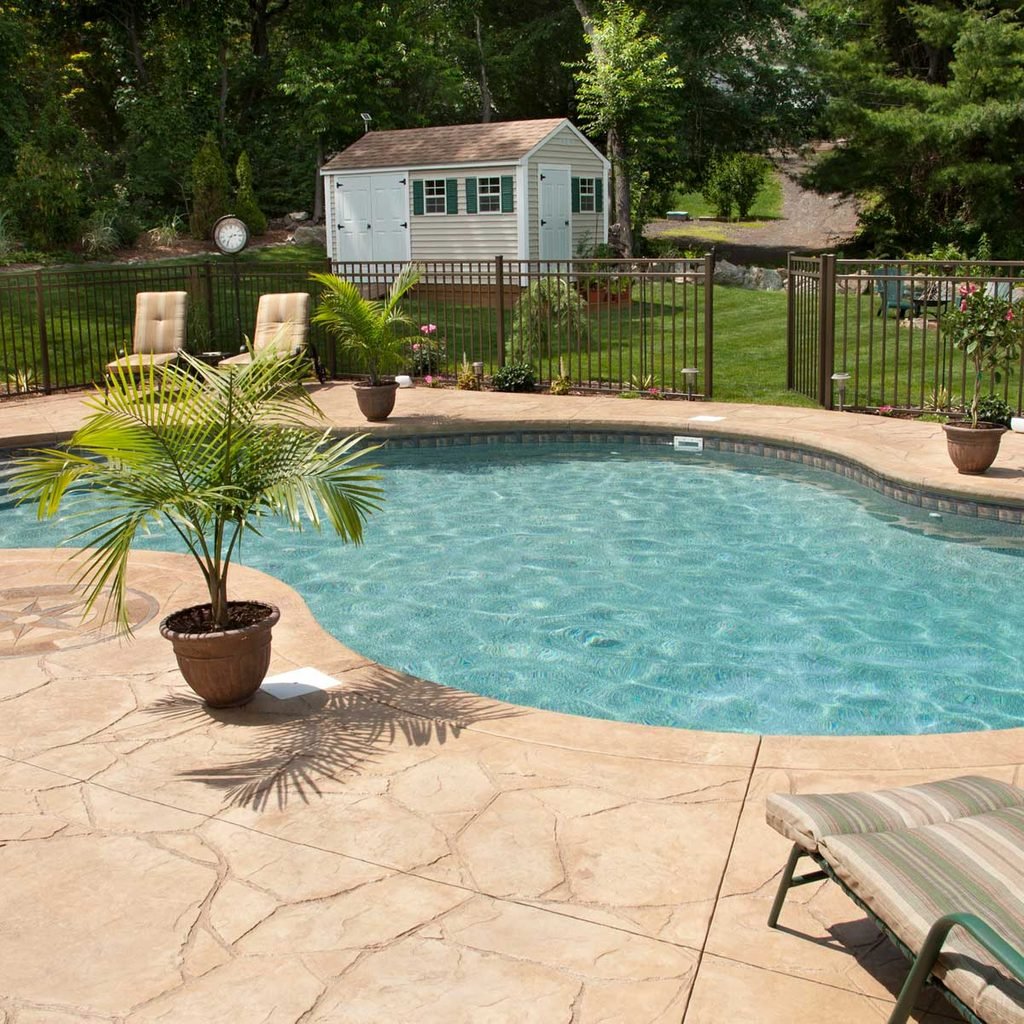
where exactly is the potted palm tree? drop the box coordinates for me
[942,283,1022,474]
[12,350,383,708]
[311,264,422,421]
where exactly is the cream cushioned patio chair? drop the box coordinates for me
[766,775,1024,1024]
[106,291,188,374]
[218,292,311,367]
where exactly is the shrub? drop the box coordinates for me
[0,208,14,258]
[701,158,735,220]
[701,153,771,221]
[975,394,1013,427]
[5,144,79,250]
[456,358,480,390]
[233,152,267,236]
[510,277,587,360]
[409,324,445,375]
[189,132,231,239]
[730,154,770,220]
[491,361,536,392]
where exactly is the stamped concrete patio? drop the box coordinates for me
[1,385,1022,1023]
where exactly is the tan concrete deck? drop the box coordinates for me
[1,386,1022,1023]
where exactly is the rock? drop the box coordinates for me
[286,211,310,223]
[713,259,746,287]
[713,259,785,291]
[291,224,326,248]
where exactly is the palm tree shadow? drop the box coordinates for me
[146,666,521,812]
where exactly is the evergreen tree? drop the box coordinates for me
[808,3,1024,256]
[233,152,267,235]
[189,132,231,240]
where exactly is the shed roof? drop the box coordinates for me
[321,118,573,172]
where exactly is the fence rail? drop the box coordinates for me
[0,256,714,400]
[789,255,1024,413]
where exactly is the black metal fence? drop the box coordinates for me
[330,256,714,397]
[0,256,714,400]
[788,254,1024,412]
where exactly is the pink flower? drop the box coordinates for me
[424,374,433,385]
[1007,309,1015,322]
[647,387,659,394]
[960,300,968,312]
[412,343,421,352]
[420,323,437,335]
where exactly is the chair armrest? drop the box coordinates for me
[889,913,1024,1024]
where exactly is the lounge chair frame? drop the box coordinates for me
[769,843,1024,1024]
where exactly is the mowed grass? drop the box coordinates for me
[711,286,815,406]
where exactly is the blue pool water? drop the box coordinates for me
[3,441,1023,736]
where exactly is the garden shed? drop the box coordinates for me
[320,118,609,264]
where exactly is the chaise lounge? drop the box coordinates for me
[766,775,1024,1024]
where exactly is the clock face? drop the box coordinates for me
[212,215,249,254]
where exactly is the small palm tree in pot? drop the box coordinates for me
[12,350,383,708]
[311,264,422,421]
[941,283,1022,474]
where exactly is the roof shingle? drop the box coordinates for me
[321,118,570,172]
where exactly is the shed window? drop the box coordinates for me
[579,178,596,212]
[571,176,603,214]
[424,179,447,215]
[478,177,501,213]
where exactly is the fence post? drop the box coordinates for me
[786,252,795,390]
[817,253,836,408]
[203,263,215,344]
[495,254,505,366]
[34,270,52,394]
[703,253,714,399]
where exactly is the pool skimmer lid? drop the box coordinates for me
[673,436,704,453]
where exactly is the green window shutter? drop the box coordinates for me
[500,175,514,213]
[595,177,604,213]
[571,177,581,214]
[445,178,458,214]
[413,180,424,216]
[465,177,478,214]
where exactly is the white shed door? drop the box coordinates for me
[334,173,408,262]
[335,175,374,262]
[539,165,571,261]
[370,174,408,262]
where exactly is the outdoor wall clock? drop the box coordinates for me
[212,215,249,255]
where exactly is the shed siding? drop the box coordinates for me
[526,124,606,259]
[408,163,519,260]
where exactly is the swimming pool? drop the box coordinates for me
[3,439,1023,735]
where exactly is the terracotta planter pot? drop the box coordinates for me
[942,421,1006,475]
[354,380,399,421]
[159,601,280,707]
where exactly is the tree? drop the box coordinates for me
[234,151,267,234]
[189,132,231,239]
[807,3,1024,256]
[571,0,683,255]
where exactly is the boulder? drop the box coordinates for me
[286,211,310,224]
[713,259,746,286]
[292,224,326,249]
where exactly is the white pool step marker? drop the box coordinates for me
[261,666,342,700]
[673,436,704,453]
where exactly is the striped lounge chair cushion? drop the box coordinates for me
[766,776,1024,852]
[820,806,1024,1024]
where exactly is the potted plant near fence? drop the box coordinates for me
[941,282,1022,474]
[310,264,422,421]
[12,351,383,708]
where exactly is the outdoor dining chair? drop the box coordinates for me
[106,291,188,376]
